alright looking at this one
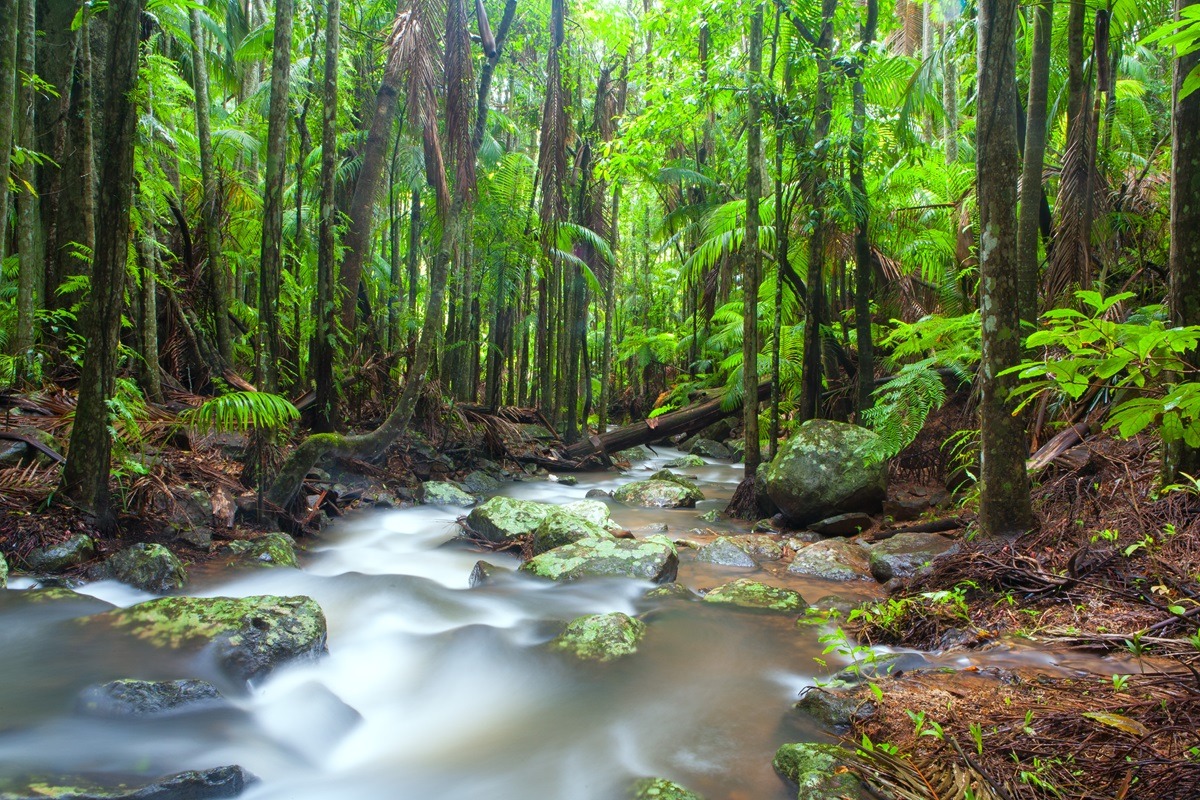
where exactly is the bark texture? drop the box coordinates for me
[1016,0,1052,326]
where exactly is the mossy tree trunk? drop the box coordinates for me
[852,0,878,418]
[314,0,340,433]
[742,1,764,478]
[0,0,15,265]
[1017,0,1052,327]
[14,0,38,373]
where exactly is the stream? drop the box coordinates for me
[0,449,1141,799]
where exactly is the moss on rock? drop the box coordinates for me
[0,766,253,800]
[532,508,615,555]
[90,543,187,593]
[419,481,477,507]
[613,479,704,509]
[225,533,300,569]
[773,742,866,800]
[701,578,807,612]
[550,612,647,662]
[630,777,705,800]
[25,534,96,574]
[765,419,886,524]
[463,496,552,544]
[521,535,679,583]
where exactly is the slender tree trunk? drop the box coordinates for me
[13,0,37,372]
[743,2,764,477]
[257,0,295,393]
[77,14,98,266]
[406,190,422,362]
[189,6,234,367]
[976,0,1034,536]
[1017,0,1052,326]
[853,0,879,417]
[0,0,16,265]
[800,0,837,422]
[59,0,144,524]
[943,23,958,163]
[135,198,163,402]
[314,0,340,433]
[1164,0,1200,482]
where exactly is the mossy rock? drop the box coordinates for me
[521,535,679,583]
[644,582,697,601]
[25,534,96,574]
[90,543,186,593]
[463,496,552,544]
[550,612,647,662]
[0,766,253,800]
[866,532,960,582]
[615,446,653,463]
[794,681,875,729]
[773,742,867,800]
[787,539,873,582]
[79,595,327,682]
[419,481,477,507]
[701,578,807,613]
[648,469,699,489]
[532,508,615,556]
[559,499,620,531]
[76,678,224,718]
[630,777,705,800]
[225,533,299,569]
[613,479,704,509]
[693,537,756,567]
[0,552,7,588]
[765,419,887,525]
[688,438,733,459]
[664,454,706,469]
[461,470,502,495]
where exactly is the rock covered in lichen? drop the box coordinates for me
[521,536,679,583]
[25,534,96,574]
[866,532,959,582]
[765,419,886,524]
[0,551,6,588]
[225,533,299,569]
[550,612,646,662]
[559,499,620,530]
[613,479,704,509]
[644,582,697,601]
[463,496,552,544]
[90,543,187,593]
[77,679,224,718]
[0,766,254,800]
[773,742,867,800]
[630,777,705,800]
[419,481,477,507]
[701,578,807,612]
[787,538,873,582]
[532,508,615,555]
[693,537,756,567]
[79,595,327,682]
[794,681,875,729]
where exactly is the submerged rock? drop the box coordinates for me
[765,419,887,525]
[532,508,614,556]
[613,479,703,509]
[225,533,299,569]
[80,595,327,682]
[468,560,504,588]
[461,470,502,495]
[77,679,223,718]
[90,543,187,593]
[866,532,959,582]
[25,534,96,574]
[794,681,875,729]
[463,496,552,545]
[419,481,477,507]
[701,578,806,612]
[693,537,756,567]
[0,766,254,800]
[551,612,646,662]
[787,539,872,582]
[664,454,706,469]
[630,777,705,800]
[644,582,697,601]
[688,438,732,459]
[521,536,679,583]
[773,742,866,800]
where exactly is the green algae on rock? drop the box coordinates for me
[773,742,867,800]
[80,595,327,682]
[0,765,254,800]
[764,419,887,524]
[521,535,679,583]
[0,551,6,588]
[25,534,96,574]
[701,578,807,612]
[225,533,300,569]
[630,777,705,800]
[613,479,704,509]
[90,543,187,593]
[559,499,621,531]
[532,507,615,555]
[550,612,647,662]
[419,481,477,507]
[463,496,552,544]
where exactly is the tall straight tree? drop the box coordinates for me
[1164,0,1200,482]
[13,0,37,371]
[59,0,144,523]
[852,0,878,416]
[976,0,1034,536]
[258,0,296,393]
[742,1,764,477]
[0,0,17,264]
[1016,0,1052,326]
[314,0,341,433]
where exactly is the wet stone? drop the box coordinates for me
[90,543,187,593]
[521,535,679,584]
[810,512,874,537]
[419,481,477,507]
[613,479,704,509]
[25,534,96,574]
[77,679,224,718]
[0,766,255,800]
[693,537,756,567]
[867,532,960,582]
[630,777,705,800]
[463,497,552,544]
[550,612,646,662]
[787,539,873,582]
[794,681,875,729]
[688,438,733,459]
[701,578,806,613]
[225,533,299,569]
[773,742,867,800]
[663,454,706,469]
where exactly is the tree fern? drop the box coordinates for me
[862,359,949,463]
[182,391,300,434]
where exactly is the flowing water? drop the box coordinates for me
[0,449,1138,799]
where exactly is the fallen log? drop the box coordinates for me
[559,379,772,465]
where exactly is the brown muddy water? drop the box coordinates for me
[0,449,1141,799]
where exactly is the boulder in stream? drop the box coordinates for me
[25,534,96,574]
[419,481,477,507]
[89,543,187,593]
[224,533,299,569]
[521,535,679,583]
[688,438,732,459]
[550,612,646,662]
[787,539,873,582]
[764,419,886,524]
[80,595,327,682]
[794,681,875,729]
[0,552,7,588]
[866,532,960,583]
[693,537,756,567]
[664,454,705,469]
[461,470,502,495]
[615,446,653,463]
[630,777,705,800]
[77,678,224,718]
[809,512,874,537]
[613,479,703,509]
[773,742,867,800]
[463,496,552,545]
[701,578,807,613]
[532,508,615,556]
[0,766,254,800]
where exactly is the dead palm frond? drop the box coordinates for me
[851,741,1010,800]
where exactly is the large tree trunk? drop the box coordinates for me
[59,0,144,525]
[976,0,1034,536]
[189,5,233,367]
[1164,0,1200,482]
[314,0,340,433]
[1017,0,1052,326]
[853,0,879,416]
[0,0,15,264]
[257,0,295,394]
[742,1,764,478]
[13,0,37,371]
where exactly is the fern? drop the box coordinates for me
[862,359,948,464]
[182,391,300,434]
